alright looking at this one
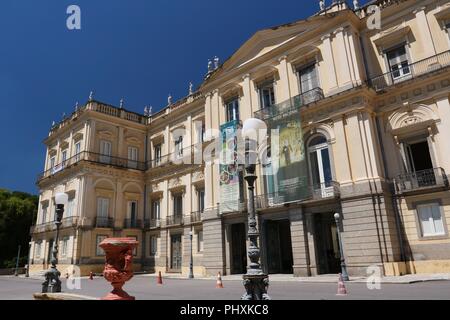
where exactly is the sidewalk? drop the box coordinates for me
[142,272,450,284]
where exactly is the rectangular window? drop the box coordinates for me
[35,241,42,259]
[61,237,69,257]
[100,140,112,164]
[417,203,445,237]
[75,142,81,161]
[127,236,138,256]
[66,197,75,217]
[154,144,162,166]
[41,205,48,224]
[96,235,108,256]
[298,64,319,93]
[61,150,68,167]
[446,22,450,41]
[128,146,138,169]
[175,136,183,158]
[150,236,158,255]
[97,197,109,218]
[198,189,205,213]
[259,82,275,109]
[197,231,204,252]
[173,194,183,217]
[50,157,56,170]
[226,98,240,122]
[386,45,411,80]
[128,201,138,226]
[151,199,160,220]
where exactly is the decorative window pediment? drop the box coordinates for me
[435,3,450,20]
[387,104,440,135]
[73,132,84,142]
[373,23,411,51]
[219,82,243,101]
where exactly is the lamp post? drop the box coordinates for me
[334,213,349,281]
[189,230,194,279]
[14,245,21,276]
[42,193,68,293]
[240,118,270,300]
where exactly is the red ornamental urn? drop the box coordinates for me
[99,238,139,300]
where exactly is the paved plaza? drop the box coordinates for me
[1,274,450,300]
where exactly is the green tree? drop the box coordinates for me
[0,189,38,268]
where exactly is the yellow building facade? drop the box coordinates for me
[30,0,450,277]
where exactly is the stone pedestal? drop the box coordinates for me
[100,238,138,301]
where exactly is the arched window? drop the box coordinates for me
[307,134,332,189]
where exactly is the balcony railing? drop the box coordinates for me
[30,217,79,234]
[254,87,324,121]
[369,50,450,92]
[95,217,114,228]
[394,168,449,194]
[123,219,143,229]
[144,219,161,229]
[38,151,147,181]
[49,100,147,137]
[190,211,203,223]
[166,215,184,226]
[255,181,340,210]
[61,216,78,228]
[147,145,204,170]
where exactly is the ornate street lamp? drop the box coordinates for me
[189,230,194,279]
[241,118,270,300]
[42,193,68,293]
[334,213,349,281]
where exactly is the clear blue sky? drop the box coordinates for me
[0,0,369,194]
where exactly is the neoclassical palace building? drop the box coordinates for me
[30,0,450,277]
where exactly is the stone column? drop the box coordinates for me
[289,208,311,277]
[202,209,224,276]
[333,27,353,88]
[413,7,436,58]
[320,34,338,93]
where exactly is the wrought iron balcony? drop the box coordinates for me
[124,219,143,229]
[394,168,449,194]
[147,145,204,170]
[95,217,114,228]
[38,151,147,181]
[369,50,450,92]
[166,215,184,226]
[254,87,324,120]
[144,219,161,229]
[255,181,340,210]
[190,211,203,223]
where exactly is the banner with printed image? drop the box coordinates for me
[219,120,241,213]
[266,107,309,204]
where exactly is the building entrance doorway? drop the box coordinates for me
[170,234,182,272]
[230,223,247,274]
[314,213,341,274]
[264,219,293,274]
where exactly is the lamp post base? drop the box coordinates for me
[42,267,62,293]
[241,274,271,300]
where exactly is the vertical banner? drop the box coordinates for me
[267,107,308,204]
[219,120,240,213]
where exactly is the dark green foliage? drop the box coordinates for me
[0,189,38,268]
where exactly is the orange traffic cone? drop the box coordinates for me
[336,273,348,296]
[216,272,224,288]
[89,272,94,280]
[157,271,163,285]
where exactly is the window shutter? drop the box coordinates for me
[431,205,444,235]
